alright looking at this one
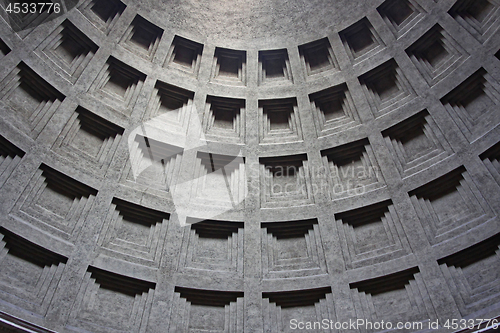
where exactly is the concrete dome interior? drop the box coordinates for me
[0,0,499,332]
[137,0,382,43]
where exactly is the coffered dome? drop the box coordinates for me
[0,0,499,332]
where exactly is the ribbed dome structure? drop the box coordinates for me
[0,0,499,332]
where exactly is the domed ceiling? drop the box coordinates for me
[139,0,383,43]
[0,0,499,332]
